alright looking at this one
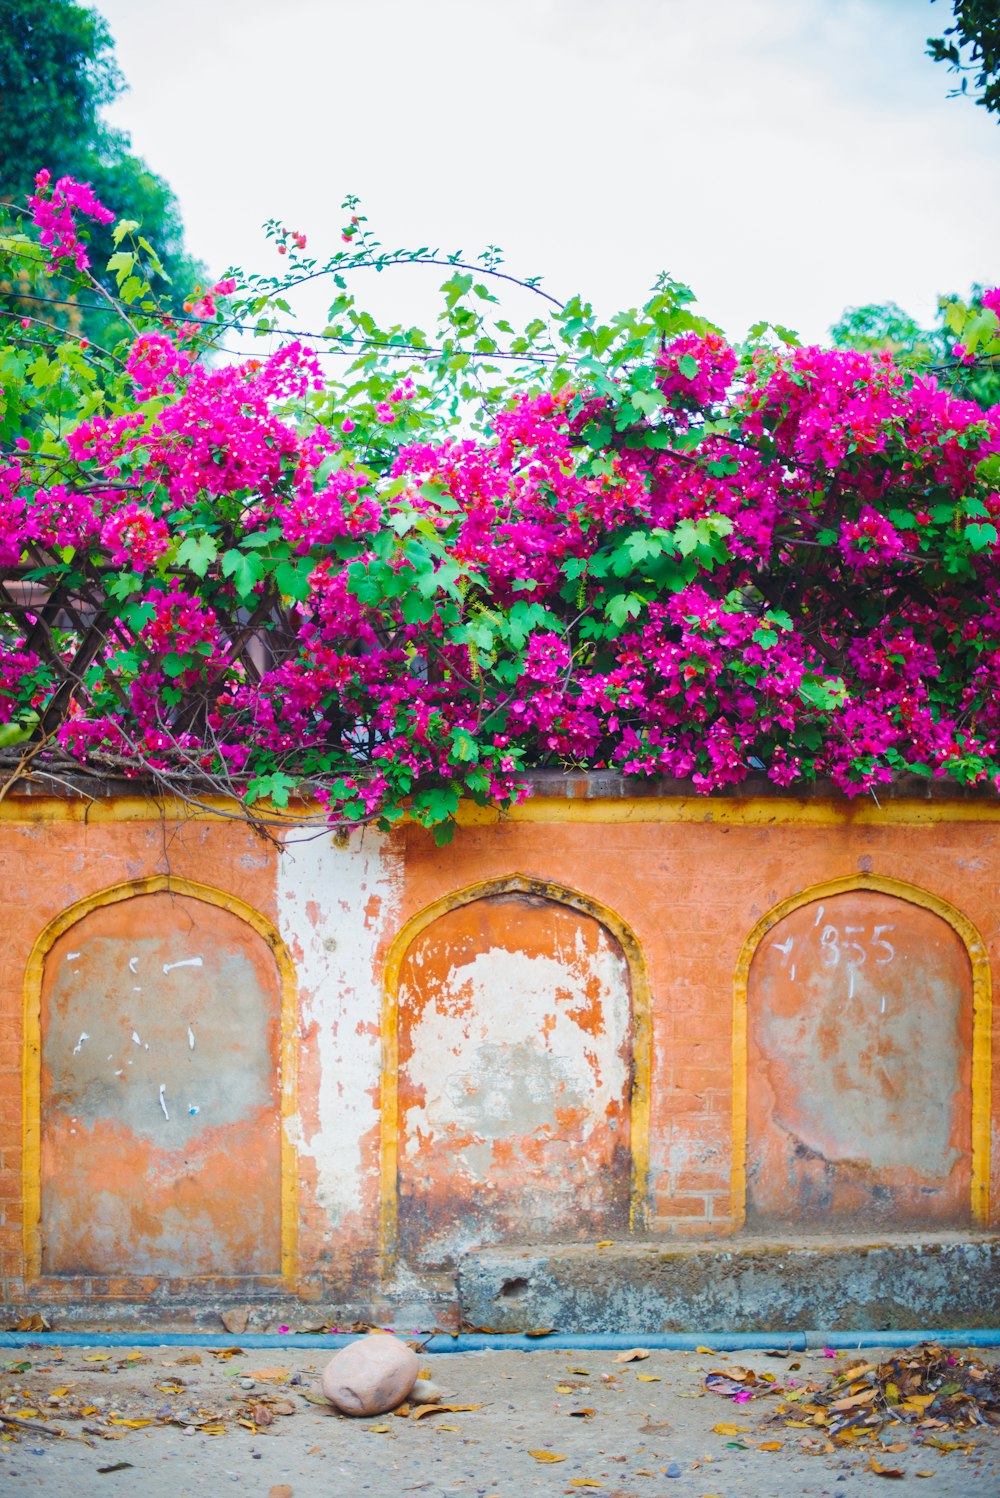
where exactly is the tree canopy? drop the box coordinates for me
[928,0,1000,116]
[0,0,205,331]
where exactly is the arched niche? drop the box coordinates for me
[732,876,991,1232]
[24,877,298,1281]
[380,876,651,1271]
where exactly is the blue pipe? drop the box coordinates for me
[1,1329,999,1351]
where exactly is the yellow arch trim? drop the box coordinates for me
[22,875,299,1284]
[731,873,992,1232]
[379,873,652,1275]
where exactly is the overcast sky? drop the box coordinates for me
[94,0,998,345]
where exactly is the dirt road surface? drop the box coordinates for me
[1,1341,997,1497]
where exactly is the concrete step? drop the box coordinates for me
[457,1231,1000,1334]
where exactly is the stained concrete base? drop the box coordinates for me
[8,1233,1000,1335]
[457,1232,1000,1334]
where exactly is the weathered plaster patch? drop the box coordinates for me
[402,942,629,1160]
[277,828,402,1226]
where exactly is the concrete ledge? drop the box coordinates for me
[457,1233,1000,1334]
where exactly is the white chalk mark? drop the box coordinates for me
[872,924,896,965]
[813,904,825,926]
[114,1069,124,1077]
[72,1032,89,1055]
[773,936,794,963]
[133,986,142,993]
[880,994,887,1014]
[144,1043,150,1050]
[790,963,796,981]
[131,1031,141,1046]
[67,952,81,962]
[848,968,856,999]
[128,957,139,975]
[187,1027,196,1050]
[163,957,203,974]
[159,1084,169,1121]
[106,1054,113,1061]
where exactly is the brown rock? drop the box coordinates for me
[320,1334,419,1416]
[221,1305,251,1335]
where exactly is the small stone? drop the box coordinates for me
[221,1306,251,1336]
[320,1334,419,1416]
[239,1377,256,1390]
[665,1462,682,1478]
[410,1377,444,1405]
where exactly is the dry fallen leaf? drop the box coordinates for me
[175,1353,202,1366]
[529,1450,567,1462]
[81,1354,111,1363]
[869,1457,905,1478]
[555,1384,574,1393]
[614,1348,651,1363]
[301,1389,333,1407]
[596,1241,614,1248]
[696,1346,717,1354]
[567,1481,604,1489]
[367,1424,391,1434]
[635,1373,661,1382]
[758,1441,783,1450]
[712,1422,750,1436]
[211,1347,244,1361]
[566,1407,596,1418]
[410,1403,482,1421]
[248,1368,290,1382]
[567,1367,589,1376]
[915,1472,936,1479]
[11,1313,51,1333]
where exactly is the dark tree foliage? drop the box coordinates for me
[0,0,206,328]
[927,0,1000,116]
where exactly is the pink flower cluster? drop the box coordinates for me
[27,169,114,273]
[5,265,1000,821]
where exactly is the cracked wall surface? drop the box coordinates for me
[0,795,996,1313]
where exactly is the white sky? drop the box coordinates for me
[94,0,999,345]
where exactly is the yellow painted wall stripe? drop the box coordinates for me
[2,791,1000,826]
[731,873,992,1232]
[21,875,299,1286]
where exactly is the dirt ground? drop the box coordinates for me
[0,1341,998,1497]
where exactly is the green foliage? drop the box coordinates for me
[928,0,1000,116]
[0,0,205,334]
[831,288,1000,409]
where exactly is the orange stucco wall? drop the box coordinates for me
[0,788,996,1312]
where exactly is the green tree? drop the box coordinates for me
[0,0,205,332]
[831,289,1000,409]
[927,0,1000,116]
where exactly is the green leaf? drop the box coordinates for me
[221,548,265,597]
[965,521,998,552]
[176,533,219,577]
[275,558,314,601]
[677,353,699,380]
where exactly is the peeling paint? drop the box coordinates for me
[397,894,633,1267]
[277,828,402,1228]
